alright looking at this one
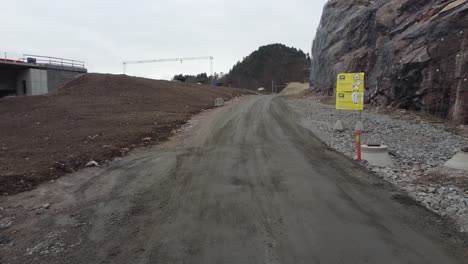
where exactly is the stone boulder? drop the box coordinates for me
[214,98,225,107]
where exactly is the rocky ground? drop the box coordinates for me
[287,96,468,232]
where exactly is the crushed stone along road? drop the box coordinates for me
[285,97,468,230]
[1,96,467,263]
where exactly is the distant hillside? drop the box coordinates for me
[223,44,310,91]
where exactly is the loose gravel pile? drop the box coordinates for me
[287,97,468,232]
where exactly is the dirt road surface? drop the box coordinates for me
[1,96,466,263]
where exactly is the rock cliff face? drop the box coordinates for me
[311,0,468,123]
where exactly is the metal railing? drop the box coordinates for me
[0,51,25,64]
[23,54,85,68]
[0,51,85,69]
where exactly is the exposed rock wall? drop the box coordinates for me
[311,0,468,123]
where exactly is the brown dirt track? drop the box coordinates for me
[0,73,252,195]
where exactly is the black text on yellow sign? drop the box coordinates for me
[336,73,365,111]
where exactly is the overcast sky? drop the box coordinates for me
[2,0,327,80]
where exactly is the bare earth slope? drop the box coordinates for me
[1,96,466,263]
[279,82,310,98]
[0,73,250,195]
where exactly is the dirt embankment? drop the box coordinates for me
[279,82,310,98]
[0,73,252,195]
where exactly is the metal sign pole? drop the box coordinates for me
[355,107,364,132]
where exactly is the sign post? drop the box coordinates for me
[335,72,365,158]
[356,129,362,161]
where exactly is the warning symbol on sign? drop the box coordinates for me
[336,73,365,111]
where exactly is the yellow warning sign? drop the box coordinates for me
[336,73,365,111]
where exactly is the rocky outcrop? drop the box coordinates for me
[311,0,468,123]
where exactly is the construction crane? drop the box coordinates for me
[123,56,214,77]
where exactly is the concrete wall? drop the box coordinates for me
[16,69,48,96]
[31,69,48,95]
[47,69,84,92]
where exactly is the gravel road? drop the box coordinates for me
[0,96,466,263]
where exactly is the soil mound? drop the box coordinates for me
[0,73,252,194]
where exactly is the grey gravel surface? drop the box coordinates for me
[287,97,468,232]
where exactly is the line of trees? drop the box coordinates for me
[173,73,224,84]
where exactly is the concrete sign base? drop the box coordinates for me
[445,149,468,171]
[214,98,224,107]
[333,120,345,131]
[361,144,394,167]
